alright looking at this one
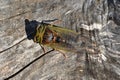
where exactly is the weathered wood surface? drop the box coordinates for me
[0,0,120,80]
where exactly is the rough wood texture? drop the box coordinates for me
[0,0,120,80]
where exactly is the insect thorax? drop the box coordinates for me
[34,23,62,45]
[33,24,47,44]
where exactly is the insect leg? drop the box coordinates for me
[55,49,67,59]
[39,44,46,53]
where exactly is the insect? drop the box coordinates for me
[25,19,79,57]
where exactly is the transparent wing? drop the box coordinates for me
[45,24,80,52]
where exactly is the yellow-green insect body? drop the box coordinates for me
[34,24,47,43]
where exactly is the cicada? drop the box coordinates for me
[25,19,79,57]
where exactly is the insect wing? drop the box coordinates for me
[46,25,79,52]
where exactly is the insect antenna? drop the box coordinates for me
[0,30,35,54]
[41,18,58,23]
[0,37,27,54]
